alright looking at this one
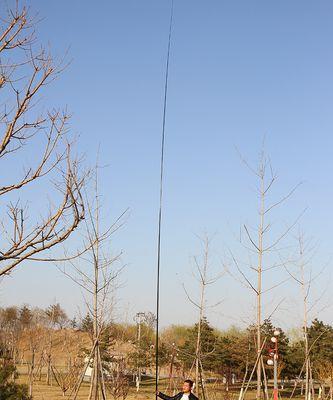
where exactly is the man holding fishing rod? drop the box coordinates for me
[157,379,199,400]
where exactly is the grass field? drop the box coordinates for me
[16,372,307,400]
[17,375,164,400]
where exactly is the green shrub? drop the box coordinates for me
[0,363,29,400]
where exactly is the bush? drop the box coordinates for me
[0,363,29,400]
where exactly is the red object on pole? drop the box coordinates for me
[273,388,278,400]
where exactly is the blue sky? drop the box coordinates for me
[1,1,333,330]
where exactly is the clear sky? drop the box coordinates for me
[1,1,333,331]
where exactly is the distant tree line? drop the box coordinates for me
[1,304,333,398]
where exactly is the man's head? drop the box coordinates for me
[182,380,194,394]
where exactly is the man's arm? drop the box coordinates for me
[157,391,180,400]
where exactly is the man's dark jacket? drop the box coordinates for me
[158,392,198,400]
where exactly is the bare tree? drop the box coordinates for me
[44,303,68,385]
[0,3,85,277]
[51,361,83,397]
[59,166,128,400]
[229,147,302,400]
[106,357,130,400]
[285,233,312,400]
[25,316,44,398]
[183,234,222,397]
[284,232,327,400]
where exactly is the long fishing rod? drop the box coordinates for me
[155,0,174,398]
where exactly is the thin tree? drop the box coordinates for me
[183,234,222,397]
[230,147,302,400]
[26,314,44,398]
[59,167,128,400]
[284,232,327,400]
[44,303,68,385]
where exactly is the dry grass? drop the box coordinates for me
[16,372,304,400]
[17,373,156,400]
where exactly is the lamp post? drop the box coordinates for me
[134,312,145,391]
[267,330,280,400]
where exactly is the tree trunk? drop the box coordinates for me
[256,172,265,400]
[29,349,35,398]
